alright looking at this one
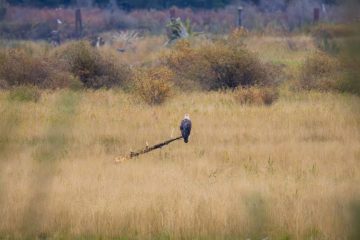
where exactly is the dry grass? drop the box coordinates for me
[0,89,359,239]
[300,51,342,91]
[234,87,279,106]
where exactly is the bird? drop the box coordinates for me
[180,113,192,143]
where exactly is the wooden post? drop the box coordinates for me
[237,6,243,28]
[170,8,176,20]
[75,8,83,38]
[313,8,320,23]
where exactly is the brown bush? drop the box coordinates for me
[300,51,342,91]
[133,66,173,105]
[311,24,355,54]
[55,41,130,89]
[161,40,206,90]
[234,87,279,106]
[0,47,80,89]
[161,36,272,91]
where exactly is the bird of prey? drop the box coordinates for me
[180,114,192,143]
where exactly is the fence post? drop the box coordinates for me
[313,8,320,23]
[237,6,243,28]
[75,8,83,38]
[170,8,176,20]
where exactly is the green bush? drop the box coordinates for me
[55,41,130,89]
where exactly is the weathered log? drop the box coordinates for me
[129,136,183,158]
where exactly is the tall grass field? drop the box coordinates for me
[0,89,359,239]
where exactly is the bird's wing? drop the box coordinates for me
[180,120,184,130]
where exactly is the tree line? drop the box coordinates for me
[4,0,339,9]
[4,0,230,9]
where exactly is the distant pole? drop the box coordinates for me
[313,8,320,23]
[322,3,328,21]
[75,8,83,38]
[237,6,243,28]
[170,7,176,20]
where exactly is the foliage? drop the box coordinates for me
[7,85,41,102]
[234,87,279,105]
[166,17,189,43]
[161,39,205,90]
[133,66,173,105]
[338,26,360,95]
[162,31,273,91]
[6,0,232,9]
[300,51,342,91]
[311,24,356,54]
[0,45,82,89]
[55,41,130,89]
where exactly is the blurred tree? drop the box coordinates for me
[0,0,7,20]
[5,0,233,8]
[4,0,341,8]
[94,0,109,7]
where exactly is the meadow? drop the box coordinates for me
[0,88,359,240]
[0,6,360,238]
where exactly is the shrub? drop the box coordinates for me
[133,66,173,105]
[234,87,279,106]
[311,24,355,54]
[55,41,130,89]
[162,36,272,91]
[8,86,41,102]
[0,46,79,89]
[300,51,342,91]
[161,40,206,90]
[0,48,52,87]
[339,37,360,95]
[311,24,356,39]
[201,42,268,89]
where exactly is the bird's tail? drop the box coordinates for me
[184,138,188,143]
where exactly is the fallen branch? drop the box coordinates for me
[129,136,183,158]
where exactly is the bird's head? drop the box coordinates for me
[184,113,190,120]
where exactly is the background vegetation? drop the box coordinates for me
[3,0,339,9]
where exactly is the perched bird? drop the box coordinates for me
[180,114,192,143]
